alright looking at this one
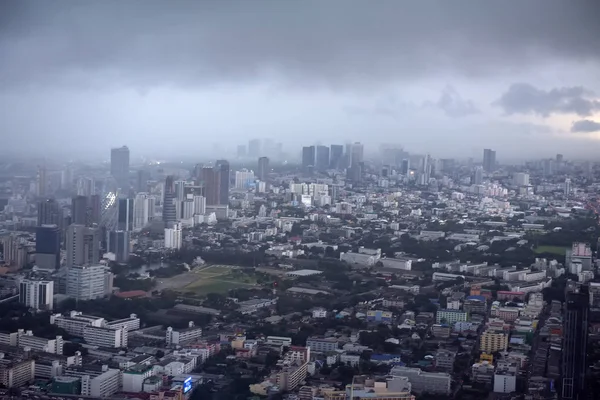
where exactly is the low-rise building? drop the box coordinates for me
[166,322,202,346]
[84,326,127,348]
[389,366,451,394]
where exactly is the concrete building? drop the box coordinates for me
[0,359,35,388]
[166,322,202,346]
[306,337,338,353]
[17,330,63,354]
[66,264,113,300]
[122,364,154,392]
[50,312,106,337]
[164,222,183,250]
[65,224,100,268]
[436,309,468,324]
[19,279,54,311]
[133,193,155,230]
[105,314,140,332]
[389,366,451,394]
[435,349,456,372]
[84,326,127,348]
[494,359,518,393]
[480,330,509,354]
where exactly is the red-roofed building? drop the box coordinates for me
[115,290,149,299]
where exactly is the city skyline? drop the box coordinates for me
[1,2,600,160]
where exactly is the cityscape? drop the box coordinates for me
[2,2,600,400]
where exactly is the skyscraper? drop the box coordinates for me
[473,166,484,185]
[216,160,230,206]
[329,145,344,169]
[483,148,496,172]
[133,193,154,230]
[108,230,130,263]
[117,198,134,231]
[162,176,177,228]
[237,144,247,158]
[302,146,316,169]
[562,284,589,400]
[38,199,62,226]
[66,264,113,301]
[164,222,183,250]
[65,224,100,269]
[110,146,130,189]
[235,169,255,189]
[71,195,89,226]
[351,142,364,164]
[248,139,261,158]
[564,178,572,197]
[36,165,47,197]
[89,194,101,225]
[257,157,270,182]
[36,224,61,270]
[201,167,220,206]
[315,145,330,171]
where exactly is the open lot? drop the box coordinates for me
[533,245,567,255]
[180,265,257,295]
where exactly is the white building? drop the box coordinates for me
[17,330,63,354]
[380,258,412,270]
[133,193,155,230]
[122,364,154,393]
[19,279,54,311]
[50,312,106,336]
[512,172,530,186]
[84,326,127,348]
[164,222,183,249]
[235,169,255,189]
[166,322,202,346]
[85,368,121,398]
[493,359,518,393]
[66,264,113,301]
[106,314,140,332]
[193,195,206,215]
[390,366,451,394]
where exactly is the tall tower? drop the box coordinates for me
[216,160,230,206]
[36,165,47,197]
[162,176,177,228]
[65,224,100,268]
[257,157,270,182]
[117,198,134,231]
[316,146,330,171]
[483,148,496,172]
[329,145,344,170]
[562,284,589,400]
[110,146,130,190]
[71,195,89,226]
[302,146,316,170]
[38,199,62,226]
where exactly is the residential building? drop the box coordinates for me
[65,224,100,268]
[19,279,54,311]
[164,222,183,250]
[66,264,113,300]
[50,312,105,337]
[435,349,456,372]
[389,366,451,394]
[84,326,127,348]
[35,224,61,270]
[17,330,63,354]
[480,330,508,354]
[165,322,202,346]
[0,359,35,388]
[436,309,468,324]
[306,337,338,353]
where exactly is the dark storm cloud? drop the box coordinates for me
[1,1,600,89]
[495,83,600,117]
[571,120,600,133]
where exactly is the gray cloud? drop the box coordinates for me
[431,86,479,117]
[495,83,600,117]
[1,1,600,90]
[571,120,600,133]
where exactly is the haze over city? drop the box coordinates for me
[2,1,600,161]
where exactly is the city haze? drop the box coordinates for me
[1,1,600,160]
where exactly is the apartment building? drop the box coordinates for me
[0,359,35,388]
[84,326,127,348]
[389,366,451,394]
[17,330,63,354]
[306,337,339,353]
[480,330,509,353]
[65,364,120,398]
[165,322,202,346]
[436,309,468,324]
[50,311,105,337]
[105,313,140,332]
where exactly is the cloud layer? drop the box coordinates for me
[572,120,600,133]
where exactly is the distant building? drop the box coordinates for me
[164,222,183,249]
[35,224,61,270]
[166,322,202,346]
[107,230,130,263]
[483,148,496,172]
[65,224,100,269]
[19,279,54,311]
[257,157,270,182]
[66,264,113,301]
[390,366,451,394]
[110,146,130,190]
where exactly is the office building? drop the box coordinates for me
[235,169,255,189]
[84,326,127,348]
[65,365,121,398]
[248,139,261,158]
[164,223,183,250]
[65,224,100,268]
[565,178,572,197]
[329,144,344,169]
[236,144,247,158]
[0,235,28,269]
[71,195,89,226]
[400,159,410,177]
[216,160,230,205]
[480,330,508,354]
[66,264,113,301]
[302,146,316,169]
[38,199,62,226]
[193,195,206,215]
[390,366,451,394]
[315,145,330,170]
[110,146,130,189]
[473,166,483,185]
[117,198,134,231]
[108,230,130,263]
[89,194,101,225]
[76,177,96,197]
[19,279,54,311]
[494,359,518,393]
[513,172,530,186]
[435,349,456,372]
[133,193,154,230]
[562,285,589,400]
[201,167,220,206]
[37,165,47,197]
[483,148,496,172]
[174,180,186,202]
[257,157,269,182]
[35,224,61,270]
[162,176,177,228]
[306,337,338,353]
[166,322,202,346]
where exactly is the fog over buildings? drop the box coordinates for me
[1,1,600,160]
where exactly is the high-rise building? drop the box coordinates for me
[174,180,186,202]
[66,264,113,301]
[193,195,206,215]
[65,224,100,269]
[483,148,496,172]
[351,142,364,164]
[110,146,130,189]
[329,145,344,169]
[562,284,589,400]
[37,165,47,197]
[236,144,247,158]
[136,169,149,193]
[162,176,177,228]
[76,177,95,197]
[201,167,220,206]
[473,166,483,185]
[400,159,410,176]
[38,199,62,226]
[512,172,530,186]
[216,160,230,206]
[565,178,572,197]
[315,145,330,171]
[117,198,134,231]
[302,146,316,170]
[164,223,183,250]
[257,157,270,182]
[71,195,89,226]
[19,279,54,311]
[248,139,261,158]
[108,230,130,263]
[89,194,101,225]
[133,193,154,230]
[235,169,255,189]
[35,224,61,270]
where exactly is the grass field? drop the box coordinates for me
[534,245,567,255]
[180,265,256,295]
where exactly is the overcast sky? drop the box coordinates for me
[1,1,600,162]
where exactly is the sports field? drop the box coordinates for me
[180,264,257,295]
[533,245,567,255]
